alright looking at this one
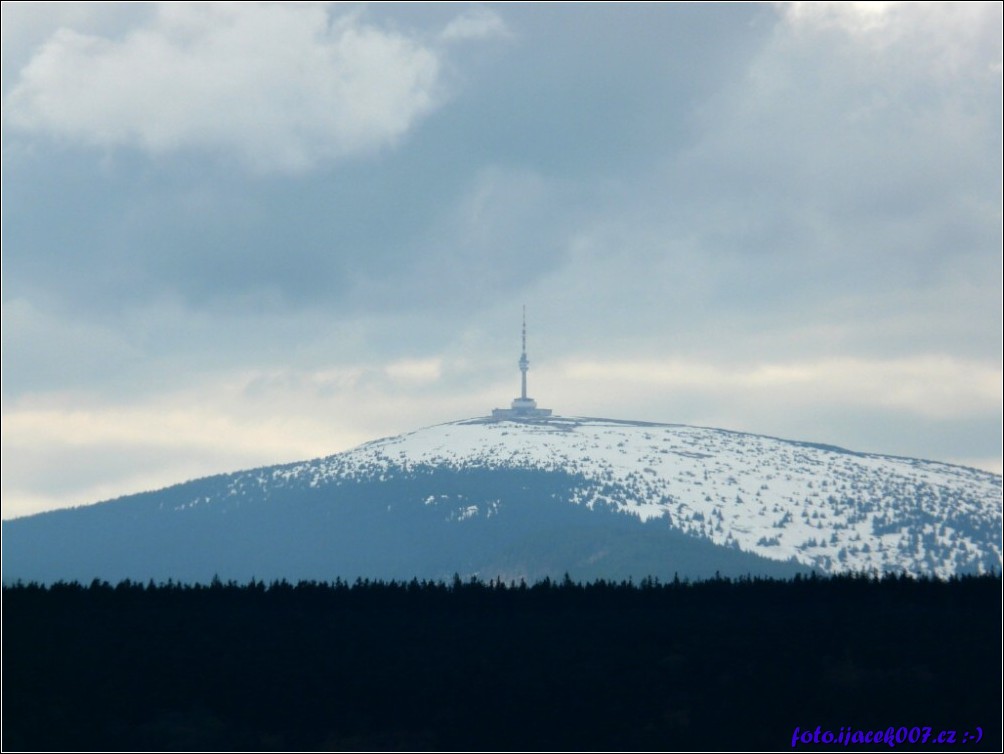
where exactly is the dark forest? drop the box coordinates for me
[3,572,1000,751]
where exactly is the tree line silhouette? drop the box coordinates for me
[3,572,1000,751]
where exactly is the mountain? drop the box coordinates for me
[3,415,1001,584]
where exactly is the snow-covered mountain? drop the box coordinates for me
[3,416,1001,583]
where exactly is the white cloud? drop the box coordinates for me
[0,357,478,518]
[558,355,1002,420]
[3,3,444,172]
[384,357,443,384]
[780,1,1002,80]
[783,2,904,36]
[440,8,510,42]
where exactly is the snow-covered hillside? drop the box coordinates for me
[4,416,1001,583]
[227,416,1002,577]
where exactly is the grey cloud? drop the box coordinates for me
[2,4,1000,514]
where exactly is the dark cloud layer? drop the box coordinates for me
[3,4,775,319]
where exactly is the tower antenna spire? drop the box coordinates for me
[520,305,528,400]
[522,305,527,359]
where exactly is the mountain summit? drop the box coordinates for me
[4,314,1001,583]
[3,415,1001,584]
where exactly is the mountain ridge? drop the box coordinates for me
[3,415,1000,583]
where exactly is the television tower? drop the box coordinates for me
[491,306,552,420]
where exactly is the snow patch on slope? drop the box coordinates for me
[224,416,1002,578]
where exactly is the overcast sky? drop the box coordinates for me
[2,2,1001,519]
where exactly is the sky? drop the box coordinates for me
[2,1,1001,519]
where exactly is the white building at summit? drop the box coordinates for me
[491,308,552,420]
